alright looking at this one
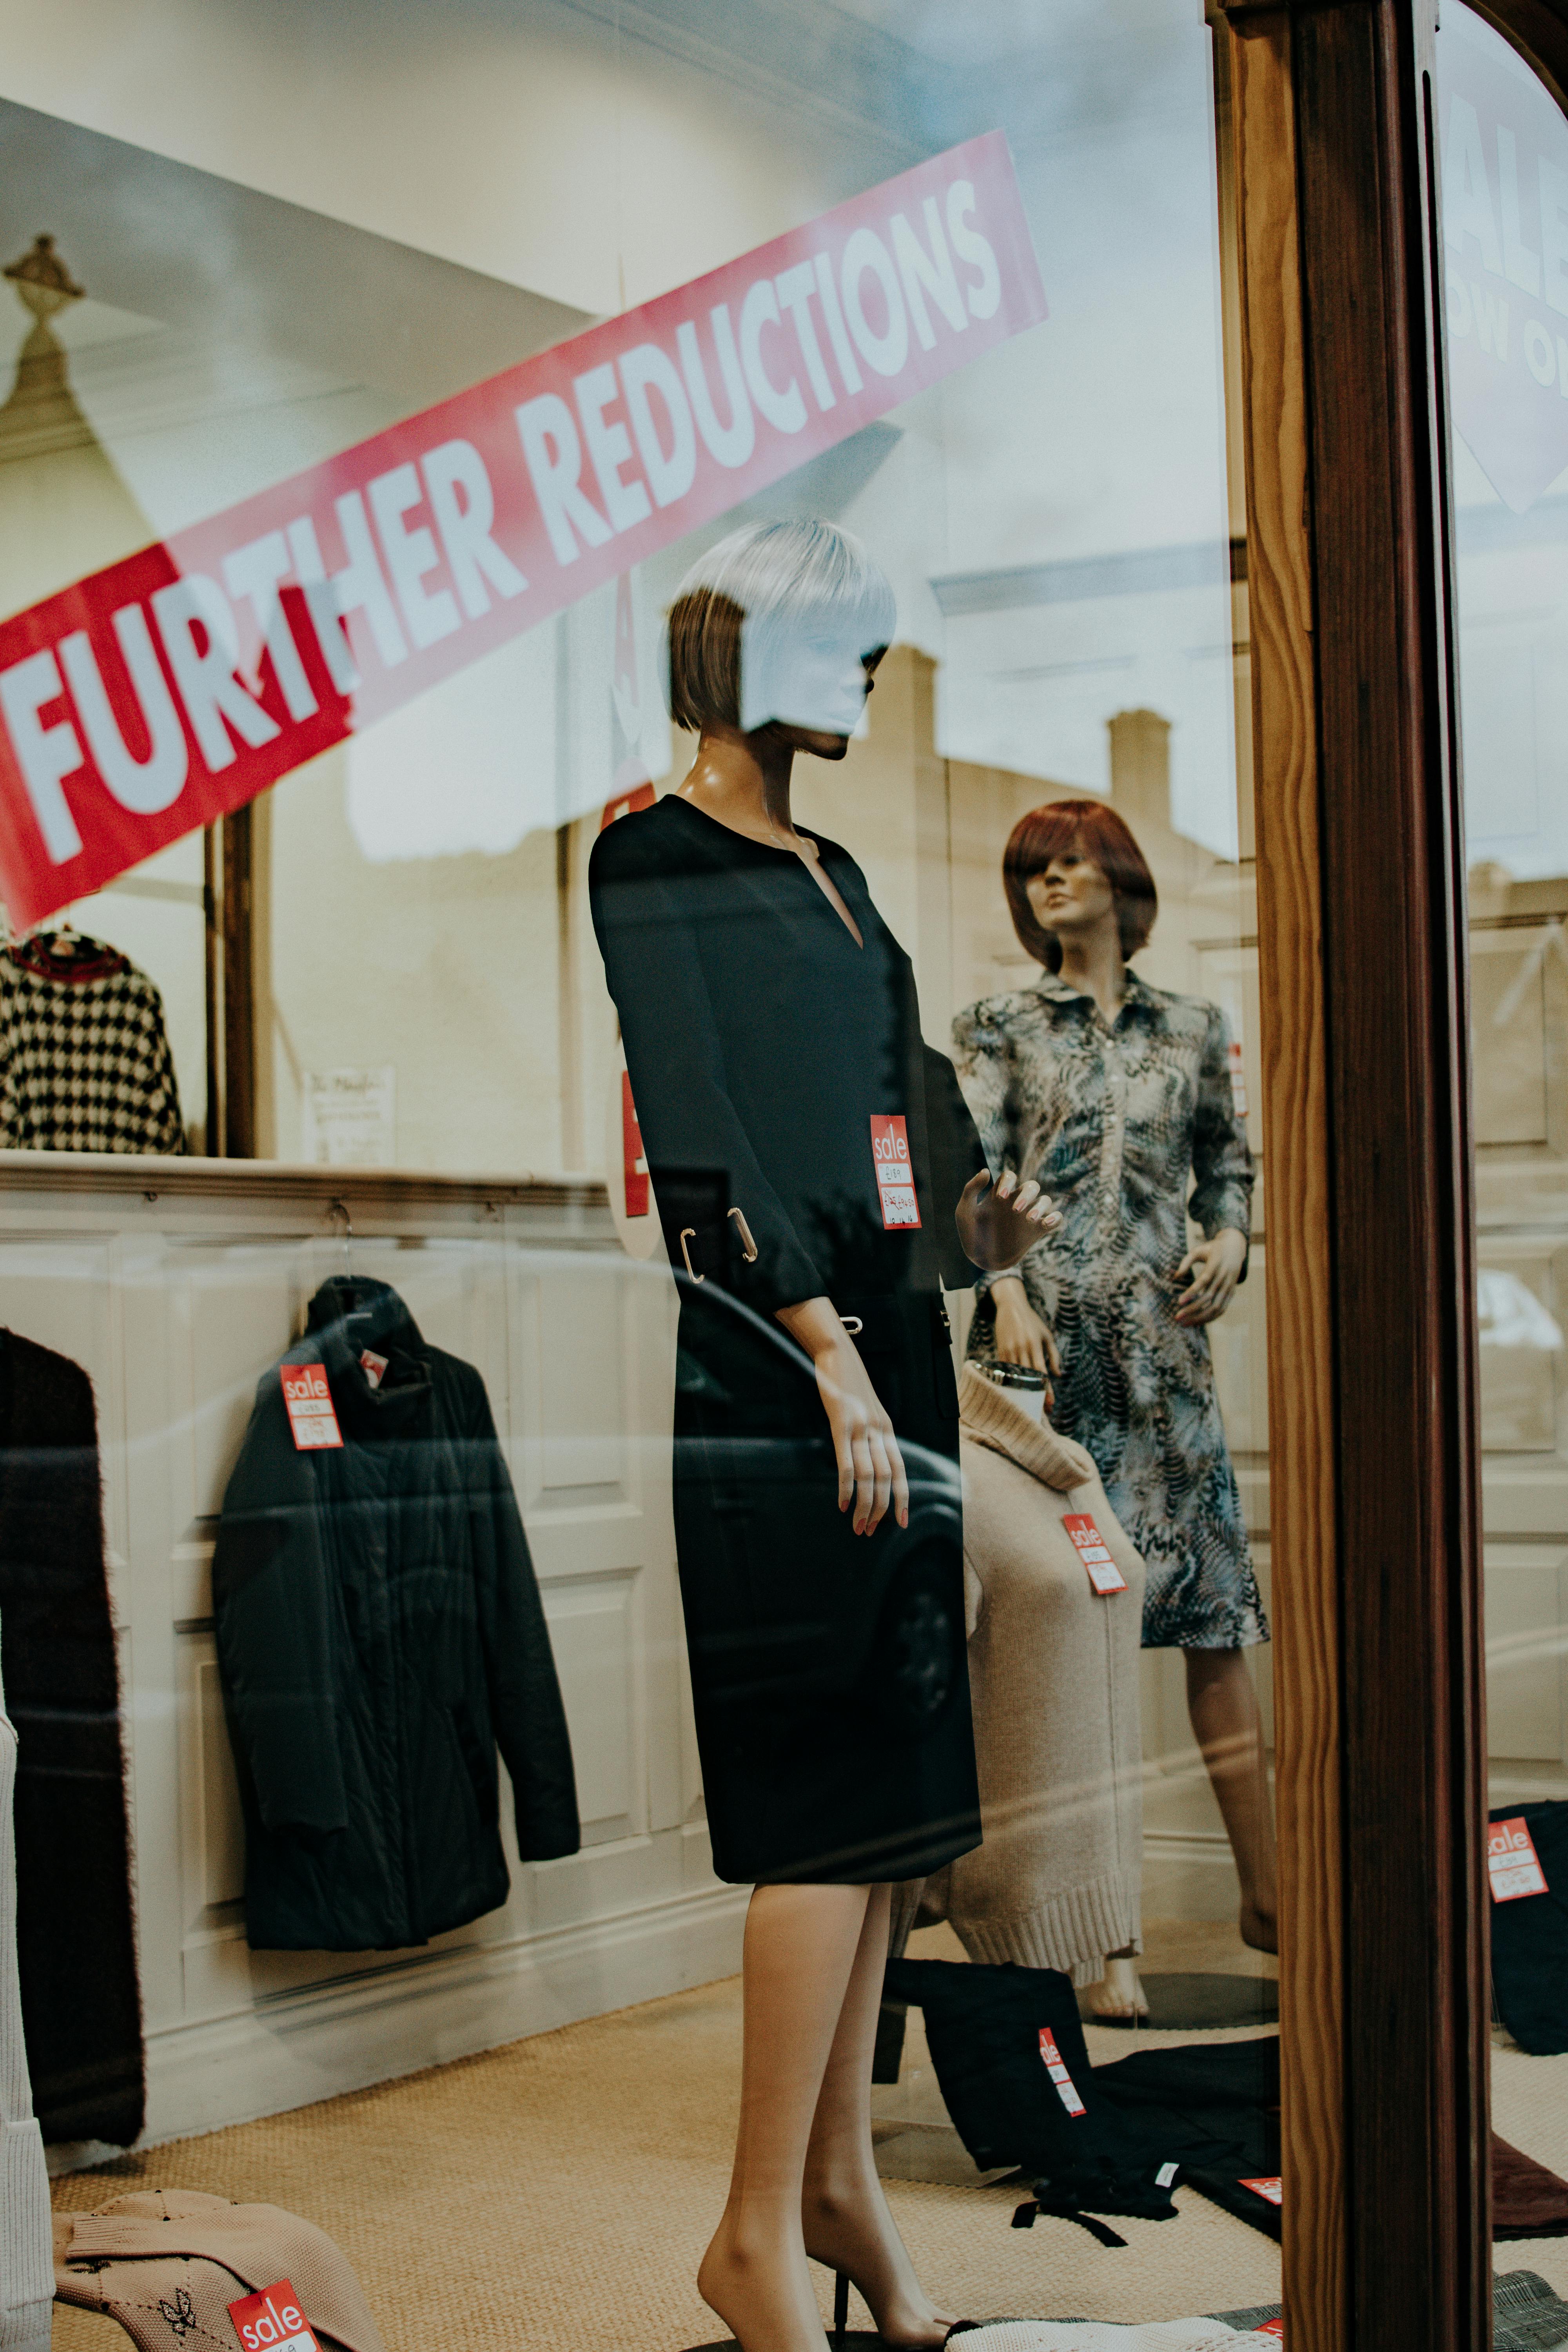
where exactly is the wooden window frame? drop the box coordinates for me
[1214,0,1568,2339]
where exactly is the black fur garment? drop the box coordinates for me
[0,1328,143,2145]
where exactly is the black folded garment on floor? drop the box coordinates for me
[883,1959,1183,2241]
[1096,2036,1568,2244]
[1490,1801,1568,2056]
[1091,2036,1283,2241]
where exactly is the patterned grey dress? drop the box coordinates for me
[954,969,1267,1651]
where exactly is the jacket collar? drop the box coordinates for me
[304,1277,432,1432]
[958,1361,1096,1493]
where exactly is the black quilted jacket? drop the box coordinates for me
[212,1276,579,1951]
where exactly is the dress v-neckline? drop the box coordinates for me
[670,793,865,950]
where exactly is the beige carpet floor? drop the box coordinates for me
[47,1919,1562,2350]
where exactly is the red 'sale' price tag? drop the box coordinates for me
[280,1363,342,1451]
[869,1114,920,1229]
[1256,2323,1284,2340]
[1038,2026,1086,2117]
[1489,1815,1549,1902]
[227,2279,321,2352]
[1241,2177,1283,2206]
[359,1348,388,1390]
[1062,1513,1128,1595]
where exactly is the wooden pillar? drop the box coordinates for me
[1214,1,1489,2345]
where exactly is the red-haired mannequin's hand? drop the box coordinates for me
[957,1167,1060,1273]
[1173,1228,1247,1326]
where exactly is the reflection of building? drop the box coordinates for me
[1469,863,1568,1804]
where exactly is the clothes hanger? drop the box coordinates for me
[327,1198,354,1310]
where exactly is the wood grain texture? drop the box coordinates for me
[1290,0,1491,2344]
[1218,18,1347,2348]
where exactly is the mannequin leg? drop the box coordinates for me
[801,1884,958,2349]
[698,1881,871,2352]
[1185,1646,1278,1953]
[1081,1944,1149,2020]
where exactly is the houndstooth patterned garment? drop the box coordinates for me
[0,932,186,1156]
[954,969,1266,1651]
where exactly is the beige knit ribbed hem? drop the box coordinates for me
[950,1867,1142,1988]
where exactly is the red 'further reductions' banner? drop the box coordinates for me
[0,132,1045,925]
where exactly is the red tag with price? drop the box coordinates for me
[1489,1815,1548,1902]
[869,1114,920,1229]
[280,1363,342,1451]
[227,2279,321,2351]
[1038,2027,1086,2117]
[1062,1513,1128,1595]
[1241,2177,1283,2206]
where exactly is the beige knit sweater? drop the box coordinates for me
[895,1363,1145,1986]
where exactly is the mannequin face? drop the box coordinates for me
[751,635,885,757]
[1026,843,1118,944]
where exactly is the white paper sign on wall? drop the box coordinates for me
[300,1065,396,1167]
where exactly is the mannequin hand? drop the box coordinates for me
[1174,1227,1247,1326]
[774,1297,907,1534]
[957,1167,1060,1273]
[991,1276,1060,1405]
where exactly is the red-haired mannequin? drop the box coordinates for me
[971,802,1276,1996]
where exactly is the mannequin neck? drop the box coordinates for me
[1054,914,1126,1023]
[677,722,800,846]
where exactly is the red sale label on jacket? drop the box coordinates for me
[1038,2027,1085,2117]
[1241,2177,1283,2206]
[870,1113,920,1229]
[1489,1815,1549,1902]
[1256,2323,1284,2340]
[1062,1512,1128,1595]
[227,2279,321,2352]
[280,1363,343,1451]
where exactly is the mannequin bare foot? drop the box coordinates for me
[1240,1900,1278,1955]
[801,2176,958,2348]
[699,2203,829,2352]
[1082,1953,1149,2020]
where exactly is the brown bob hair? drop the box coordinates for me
[1003,798,1158,972]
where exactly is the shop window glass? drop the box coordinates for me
[1438,0,1568,2292]
[4,5,1295,2341]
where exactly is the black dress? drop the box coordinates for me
[589,793,987,1884]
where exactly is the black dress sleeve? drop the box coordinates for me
[590,815,827,1313]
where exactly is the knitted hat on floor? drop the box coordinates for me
[53,2189,385,2352]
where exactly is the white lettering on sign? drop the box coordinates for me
[1488,1813,1549,1901]
[280,1363,342,1452]
[870,1112,921,1229]
[227,2278,322,2352]
[0,134,1044,927]
[1241,2178,1283,2207]
[1062,1512,1129,1595]
[1038,2027,1086,2118]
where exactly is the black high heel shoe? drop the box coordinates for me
[827,2268,980,2348]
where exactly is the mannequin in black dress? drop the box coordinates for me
[590,522,1055,2352]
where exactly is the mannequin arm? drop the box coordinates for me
[774,1296,907,1535]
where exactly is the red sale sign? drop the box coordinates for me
[0,134,1044,926]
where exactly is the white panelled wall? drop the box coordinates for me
[0,1157,744,2158]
